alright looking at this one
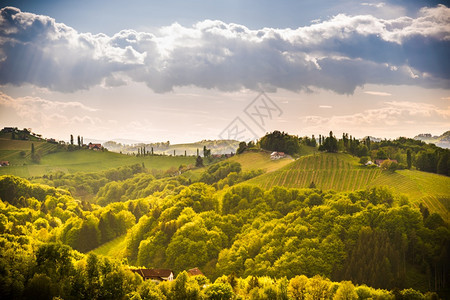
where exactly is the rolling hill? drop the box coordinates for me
[246,152,450,220]
[103,139,240,155]
[228,145,315,171]
[0,137,196,178]
[1,132,448,221]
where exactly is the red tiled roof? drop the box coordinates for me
[187,267,204,276]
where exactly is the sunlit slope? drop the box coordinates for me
[227,151,294,172]
[0,139,58,161]
[248,153,381,190]
[182,150,298,181]
[246,152,449,218]
[369,169,450,222]
[0,148,195,177]
[90,235,127,258]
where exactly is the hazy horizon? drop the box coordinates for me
[0,1,449,144]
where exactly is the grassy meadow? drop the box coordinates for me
[90,235,127,258]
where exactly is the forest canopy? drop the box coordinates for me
[0,165,448,299]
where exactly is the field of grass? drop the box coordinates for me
[0,148,196,178]
[90,235,127,258]
[246,152,450,218]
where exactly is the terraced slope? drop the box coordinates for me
[249,153,380,190]
[369,169,450,222]
[246,153,450,219]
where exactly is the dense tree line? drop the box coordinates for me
[94,161,263,206]
[119,181,448,293]
[33,164,146,201]
[259,131,301,155]
[1,237,434,300]
[366,137,450,175]
[334,135,450,175]
[257,130,449,175]
[318,131,339,153]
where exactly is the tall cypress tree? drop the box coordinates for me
[437,152,449,175]
[407,149,412,169]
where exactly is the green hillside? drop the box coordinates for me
[181,148,308,181]
[369,170,450,222]
[90,235,127,258]
[247,152,450,219]
[0,146,195,178]
[228,151,294,172]
[0,138,59,164]
[247,153,377,190]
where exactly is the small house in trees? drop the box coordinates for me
[46,138,57,144]
[187,267,204,277]
[88,143,103,151]
[270,152,286,160]
[131,268,174,282]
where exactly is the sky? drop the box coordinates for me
[0,0,449,144]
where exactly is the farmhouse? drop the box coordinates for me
[88,143,103,151]
[131,268,174,282]
[0,161,9,167]
[270,151,286,160]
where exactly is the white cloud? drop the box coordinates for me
[298,100,450,136]
[0,91,100,136]
[364,91,392,96]
[361,3,385,8]
[0,92,98,113]
[0,5,449,94]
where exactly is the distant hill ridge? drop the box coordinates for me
[103,139,240,155]
[414,130,450,149]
